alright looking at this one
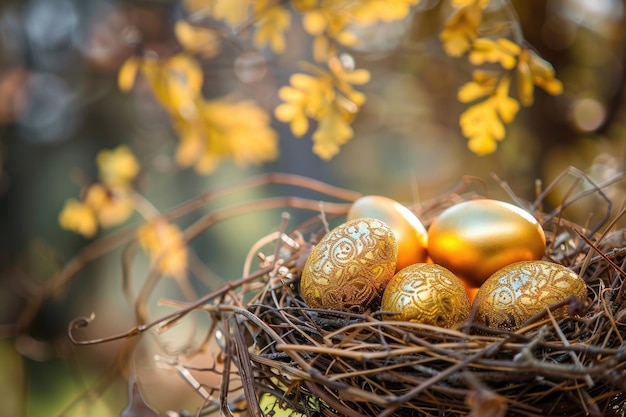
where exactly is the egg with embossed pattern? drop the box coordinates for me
[381,263,471,327]
[347,195,428,271]
[300,217,398,313]
[473,260,587,331]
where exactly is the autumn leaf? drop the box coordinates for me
[351,0,421,23]
[275,58,370,159]
[516,47,563,106]
[458,70,498,102]
[59,145,139,237]
[275,73,332,137]
[208,0,252,27]
[253,2,292,53]
[84,184,135,229]
[453,0,489,8]
[118,57,140,92]
[58,184,135,237]
[312,107,353,160]
[138,218,188,278]
[175,97,278,174]
[204,98,279,169]
[459,75,519,155]
[96,145,140,187]
[259,392,307,417]
[440,4,483,57]
[469,38,521,70]
[59,198,98,238]
[175,20,221,58]
[118,50,276,174]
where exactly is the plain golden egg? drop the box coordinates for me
[347,195,428,271]
[427,199,546,287]
[300,217,398,313]
[473,260,587,330]
[381,263,470,327]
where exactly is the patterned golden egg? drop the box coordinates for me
[473,260,587,330]
[427,199,546,288]
[347,195,428,271]
[300,217,398,313]
[381,263,471,327]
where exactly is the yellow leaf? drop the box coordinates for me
[174,97,278,174]
[453,0,490,8]
[96,145,140,187]
[175,20,221,58]
[118,57,140,92]
[312,107,353,160]
[138,218,188,278]
[337,31,359,46]
[276,61,367,159]
[458,71,497,102]
[137,54,204,120]
[460,100,504,142]
[494,76,519,122]
[84,184,135,228]
[342,88,366,107]
[312,35,330,62]
[211,0,252,27]
[516,49,535,106]
[351,0,420,23]
[59,198,98,238]
[274,75,319,137]
[275,103,309,136]
[278,85,305,102]
[459,76,519,155]
[174,118,205,168]
[212,99,279,167]
[468,135,498,155]
[440,5,483,57]
[527,49,563,95]
[469,38,520,69]
[290,73,318,90]
[254,4,291,53]
[303,10,327,35]
[166,54,204,100]
[330,62,370,85]
[259,393,306,417]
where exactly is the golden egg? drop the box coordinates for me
[381,263,471,327]
[347,195,428,271]
[427,199,546,287]
[473,260,587,331]
[300,217,398,313]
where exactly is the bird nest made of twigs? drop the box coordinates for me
[69,170,626,417]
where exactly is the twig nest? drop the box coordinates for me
[300,217,398,313]
[473,260,588,330]
[427,199,546,288]
[381,263,471,327]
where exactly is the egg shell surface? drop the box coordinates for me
[381,263,470,327]
[473,260,587,331]
[427,199,546,287]
[300,217,398,313]
[347,195,428,271]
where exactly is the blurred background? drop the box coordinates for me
[1,0,625,416]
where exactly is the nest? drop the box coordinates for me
[191,172,625,417]
[68,171,626,417]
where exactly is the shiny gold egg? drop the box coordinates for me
[381,263,471,327]
[473,260,587,330]
[427,199,546,287]
[347,195,428,271]
[300,217,398,313]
